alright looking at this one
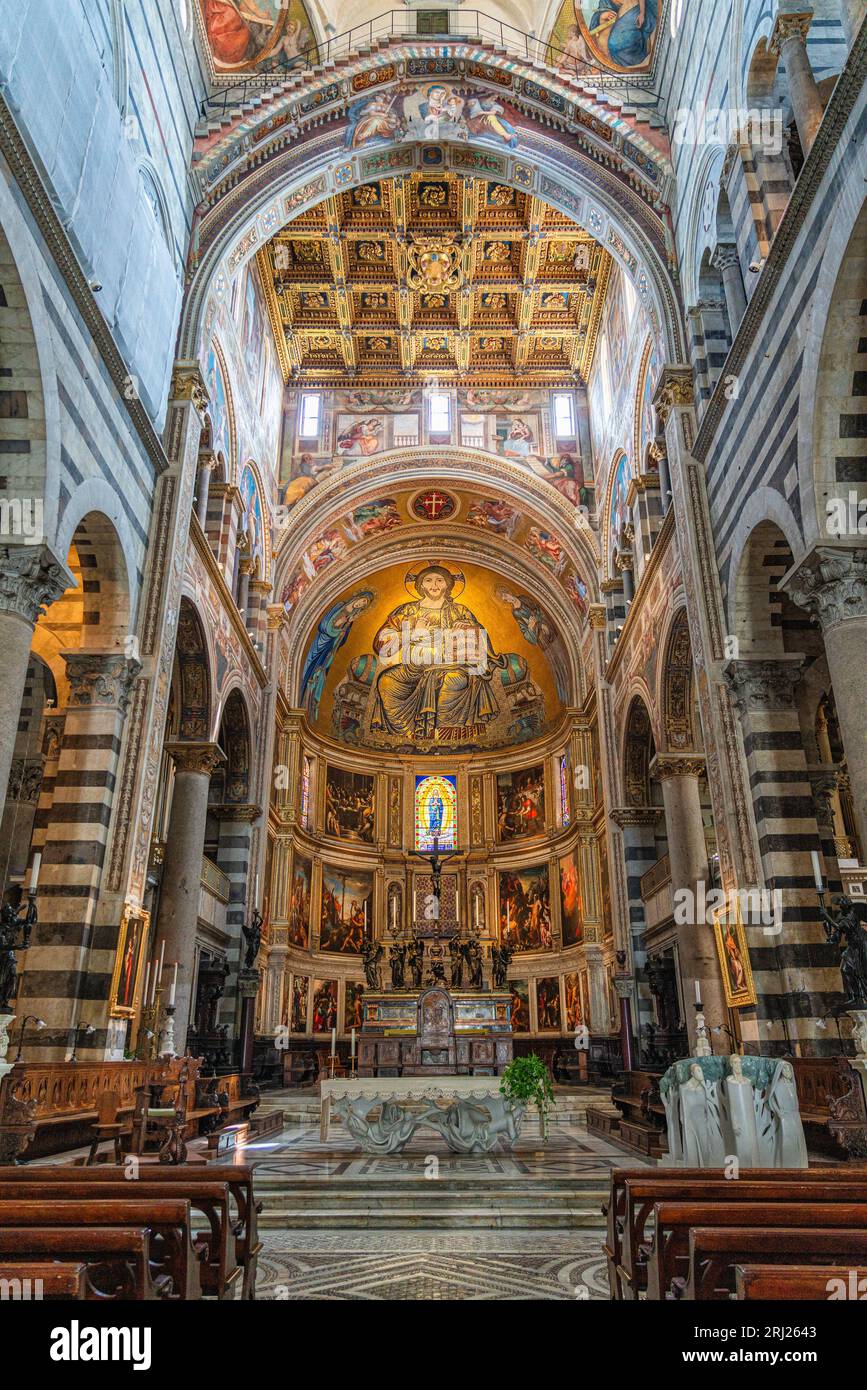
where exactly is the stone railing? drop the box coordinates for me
[199,855,231,934]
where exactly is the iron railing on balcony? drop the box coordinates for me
[200,9,659,117]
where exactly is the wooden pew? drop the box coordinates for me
[0,1181,239,1300]
[0,1163,262,1300]
[0,1199,204,1300]
[0,1228,169,1300]
[0,1261,87,1300]
[603,1166,863,1300]
[608,1071,667,1157]
[645,1201,867,1300]
[736,1262,867,1301]
[686,1228,867,1300]
[618,1174,867,1300]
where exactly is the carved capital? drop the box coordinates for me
[653,365,695,427]
[710,241,741,275]
[170,360,210,421]
[613,975,635,1000]
[0,544,71,625]
[770,10,813,55]
[650,754,707,780]
[62,652,141,713]
[784,546,867,631]
[723,656,805,714]
[165,740,226,777]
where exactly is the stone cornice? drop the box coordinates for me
[0,93,170,478]
[603,506,677,685]
[210,802,263,823]
[189,518,268,688]
[692,22,867,463]
[609,806,663,828]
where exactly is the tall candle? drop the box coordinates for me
[351,1027,356,1059]
[142,960,151,1007]
[29,851,41,892]
[694,979,702,1006]
[331,1026,336,1055]
[150,958,159,1005]
[391,894,397,929]
[157,939,165,984]
[168,962,178,1007]
[810,850,824,892]
[255,873,260,906]
[455,891,459,923]
[474,894,480,928]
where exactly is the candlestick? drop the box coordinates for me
[810,850,824,893]
[331,1025,336,1055]
[168,962,178,1007]
[28,851,41,893]
[351,1027,356,1059]
[694,979,702,1006]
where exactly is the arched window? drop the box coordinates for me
[415,775,457,851]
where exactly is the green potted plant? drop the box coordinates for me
[500,1053,555,1140]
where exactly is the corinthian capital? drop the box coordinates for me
[62,652,142,713]
[165,740,226,777]
[723,655,805,715]
[652,365,695,428]
[170,360,210,423]
[0,544,71,625]
[650,754,707,780]
[784,546,867,632]
[770,10,813,55]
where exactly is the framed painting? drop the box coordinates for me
[712,903,757,1009]
[109,904,151,1018]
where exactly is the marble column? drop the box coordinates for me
[786,546,867,853]
[155,742,224,1050]
[585,945,611,1034]
[194,451,216,530]
[711,242,747,336]
[651,754,727,1048]
[0,545,69,808]
[770,9,825,155]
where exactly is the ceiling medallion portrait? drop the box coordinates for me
[410,489,458,522]
[406,236,465,294]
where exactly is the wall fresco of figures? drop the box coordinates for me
[344,980,365,1031]
[344,85,521,151]
[319,865,373,954]
[559,852,584,946]
[496,765,545,842]
[509,979,531,1033]
[197,0,317,73]
[548,0,660,74]
[536,976,562,1031]
[288,852,312,948]
[325,766,375,842]
[499,865,552,952]
[311,978,338,1032]
[564,971,583,1030]
[290,974,309,1032]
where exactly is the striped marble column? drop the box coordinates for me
[18,651,140,1057]
[724,656,842,1055]
[0,545,68,809]
[213,803,260,1037]
[610,807,663,1050]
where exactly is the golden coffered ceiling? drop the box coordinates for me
[258,172,611,387]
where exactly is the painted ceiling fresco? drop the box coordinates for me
[299,560,568,753]
[196,0,317,73]
[548,0,660,75]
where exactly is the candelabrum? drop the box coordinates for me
[160,1002,177,1059]
[138,984,163,1061]
[328,1052,338,1079]
[694,1001,712,1057]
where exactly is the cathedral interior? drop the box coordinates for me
[0,0,866,1327]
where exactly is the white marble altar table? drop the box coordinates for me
[319,1076,517,1151]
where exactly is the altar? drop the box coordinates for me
[319,1075,524,1153]
[358,985,513,1077]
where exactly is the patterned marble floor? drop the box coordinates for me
[244,1089,639,1299]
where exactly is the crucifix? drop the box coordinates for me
[408,834,461,932]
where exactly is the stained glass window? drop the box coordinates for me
[560,754,571,828]
[300,756,311,829]
[415,774,457,851]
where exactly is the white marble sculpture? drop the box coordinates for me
[766,1060,809,1168]
[680,1063,727,1167]
[722,1053,762,1167]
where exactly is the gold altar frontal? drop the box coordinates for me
[359,986,514,1077]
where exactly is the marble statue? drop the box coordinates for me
[467,938,484,991]
[409,939,425,990]
[767,1060,809,1168]
[335,1098,419,1155]
[422,1096,524,1154]
[491,940,513,990]
[389,943,406,990]
[0,892,36,1012]
[241,908,263,969]
[722,1053,761,1167]
[680,1063,727,1167]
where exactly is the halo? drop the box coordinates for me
[404,563,466,598]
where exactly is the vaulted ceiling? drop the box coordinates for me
[258,171,611,386]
